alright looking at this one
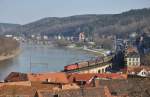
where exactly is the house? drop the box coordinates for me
[4,72,28,82]
[68,73,127,87]
[5,34,13,38]
[68,73,97,87]
[125,47,138,54]
[127,66,150,77]
[79,32,85,42]
[27,72,80,90]
[27,72,69,84]
[137,69,149,77]
[126,52,140,67]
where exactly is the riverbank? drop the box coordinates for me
[0,48,20,61]
[66,45,108,56]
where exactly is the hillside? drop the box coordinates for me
[0,37,19,56]
[3,8,150,38]
[0,23,20,35]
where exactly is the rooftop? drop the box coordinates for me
[126,52,140,58]
[4,72,28,82]
[126,47,138,54]
[100,78,150,97]
[68,73,127,83]
[27,72,69,84]
[127,66,150,73]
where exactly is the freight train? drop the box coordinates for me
[64,56,112,71]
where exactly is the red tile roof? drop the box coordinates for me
[4,72,28,82]
[127,66,150,73]
[96,73,127,79]
[68,73,95,82]
[27,72,69,84]
[126,47,138,54]
[68,73,127,83]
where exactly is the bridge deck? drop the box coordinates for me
[66,61,112,73]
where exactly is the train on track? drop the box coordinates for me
[64,55,112,71]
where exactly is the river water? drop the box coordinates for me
[0,43,94,80]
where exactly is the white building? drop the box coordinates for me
[31,35,35,38]
[137,69,149,77]
[79,32,85,41]
[126,52,140,67]
[5,34,13,38]
[43,35,48,40]
[58,35,62,40]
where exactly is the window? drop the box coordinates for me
[132,58,134,61]
[128,58,131,61]
[102,69,105,73]
[128,62,131,66]
[142,72,145,75]
[132,62,134,66]
[136,62,139,66]
[53,94,59,97]
[98,70,101,73]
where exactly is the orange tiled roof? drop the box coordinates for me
[127,66,150,73]
[96,73,127,79]
[68,73,95,82]
[68,73,127,83]
[27,72,69,84]
[4,72,28,82]
[126,47,138,54]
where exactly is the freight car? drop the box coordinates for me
[64,56,113,71]
[78,61,89,68]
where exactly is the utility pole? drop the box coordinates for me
[80,81,84,97]
[30,55,31,73]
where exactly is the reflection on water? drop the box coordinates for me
[0,43,94,80]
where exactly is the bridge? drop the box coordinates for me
[65,56,113,74]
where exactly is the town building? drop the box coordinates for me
[68,73,127,87]
[5,34,13,38]
[4,72,28,82]
[127,66,150,77]
[126,52,140,67]
[79,32,85,42]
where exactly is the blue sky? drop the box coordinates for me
[0,0,150,24]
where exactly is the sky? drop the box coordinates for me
[0,0,150,24]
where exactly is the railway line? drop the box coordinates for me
[64,55,113,73]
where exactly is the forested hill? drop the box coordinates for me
[3,8,150,38]
[0,23,20,35]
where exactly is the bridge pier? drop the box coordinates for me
[78,63,112,74]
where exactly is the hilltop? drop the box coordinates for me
[2,8,150,38]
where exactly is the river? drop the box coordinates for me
[0,43,94,80]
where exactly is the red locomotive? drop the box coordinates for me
[64,63,78,71]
